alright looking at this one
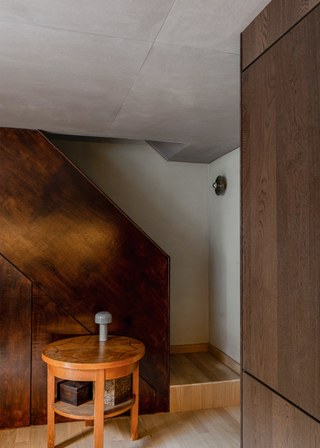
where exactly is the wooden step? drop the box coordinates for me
[170,352,240,413]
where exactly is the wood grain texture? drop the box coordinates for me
[208,345,240,375]
[0,255,32,429]
[42,335,145,370]
[170,344,208,354]
[242,0,320,70]
[170,352,239,386]
[130,364,139,440]
[138,377,156,415]
[0,407,241,448]
[243,373,320,447]
[0,127,170,416]
[242,5,320,420]
[52,397,135,420]
[32,291,153,425]
[47,367,55,448]
[170,380,240,413]
[44,338,144,447]
[31,285,90,425]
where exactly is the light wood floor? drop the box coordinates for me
[170,352,240,386]
[0,406,240,448]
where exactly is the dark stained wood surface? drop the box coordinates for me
[138,377,156,415]
[242,0,320,70]
[0,255,32,429]
[243,373,320,447]
[242,6,320,420]
[0,128,169,416]
[31,285,90,425]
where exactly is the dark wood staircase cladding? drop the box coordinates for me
[0,128,169,428]
[0,256,32,429]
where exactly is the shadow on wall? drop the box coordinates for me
[50,136,209,346]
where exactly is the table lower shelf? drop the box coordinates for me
[52,396,135,420]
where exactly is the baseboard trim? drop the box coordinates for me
[170,343,209,354]
[208,344,240,375]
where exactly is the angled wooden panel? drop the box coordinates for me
[0,128,169,413]
[242,6,320,420]
[242,0,320,70]
[0,254,32,429]
[243,373,320,447]
[138,377,156,415]
[31,285,91,425]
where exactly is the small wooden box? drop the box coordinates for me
[58,381,92,407]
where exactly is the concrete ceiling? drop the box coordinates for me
[0,0,270,163]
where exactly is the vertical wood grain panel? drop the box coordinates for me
[242,40,279,390]
[275,7,320,415]
[243,373,320,447]
[242,5,320,421]
[242,0,320,70]
[0,255,32,429]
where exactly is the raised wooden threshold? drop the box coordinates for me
[170,349,240,413]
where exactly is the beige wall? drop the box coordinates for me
[52,137,209,346]
[208,148,240,363]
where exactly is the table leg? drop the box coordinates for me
[47,366,55,448]
[94,370,105,448]
[130,364,139,440]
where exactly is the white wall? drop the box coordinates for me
[52,137,209,346]
[208,148,240,363]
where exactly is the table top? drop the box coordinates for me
[42,335,145,370]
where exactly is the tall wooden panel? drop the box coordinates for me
[242,0,320,442]
[0,127,169,428]
[242,4,320,420]
[0,255,32,429]
[242,0,320,70]
[243,374,320,447]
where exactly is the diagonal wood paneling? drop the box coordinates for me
[31,285,91,425]
[0,255,32,429]
[0,127,170,417]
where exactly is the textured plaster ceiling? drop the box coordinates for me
[0,0,270,163]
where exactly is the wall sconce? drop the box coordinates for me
[212,176,226,196]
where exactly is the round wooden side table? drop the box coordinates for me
[42,335,145,448]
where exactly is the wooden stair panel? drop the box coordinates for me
[0,255,32,429]
[31,285,91,425]
[0,127,169,426]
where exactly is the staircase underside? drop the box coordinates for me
[0,128,170,429]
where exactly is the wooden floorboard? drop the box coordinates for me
[0,407,240,448]
[170,352,240,386]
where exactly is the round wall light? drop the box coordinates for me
[212,175,227,196]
